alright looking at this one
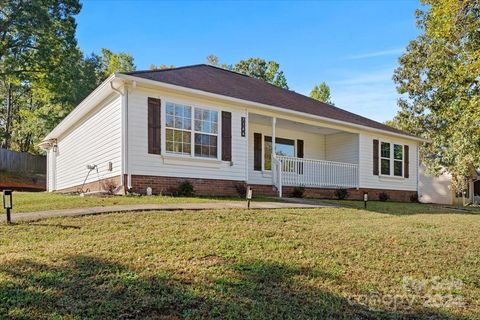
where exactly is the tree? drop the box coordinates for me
[149,64,174,70]
[392,0,480,190]
[233,58,288,89]
[97,48,135,82]
[206,54,219,66]
[204,54,232,70]
[310,82,334,104]
[0,1,136,153]
[0,0,82,150]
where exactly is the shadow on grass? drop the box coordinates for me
[325,200,480,216]
[0,255,463,319]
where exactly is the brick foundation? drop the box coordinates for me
[130,175,245,197]
[56,174,417,202]
[56,175,123,194]
[249,184,417,202]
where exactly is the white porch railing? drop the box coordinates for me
[273,156,359,194]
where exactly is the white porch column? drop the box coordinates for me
[272,117,276,158]
[271,117,278,194]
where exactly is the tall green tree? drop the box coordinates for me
[233,58,289,89]
[392,0,480,190]
[310,82,334,104]
[0,1,136,153]
[0,0,82,150]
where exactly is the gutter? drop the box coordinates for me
[116,73,428,143]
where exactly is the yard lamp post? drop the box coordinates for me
[3,190,13,224]
[363,192,368,209]
[246,186,253,209]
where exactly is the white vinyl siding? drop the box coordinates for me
[359,132,417,191]
[325,132,359,164]
[127,88,247,181]
[53,94,122,190]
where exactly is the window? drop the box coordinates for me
[264,137,295,170]
[393,144,403,176]
[380,142,404,177]
[166,103,192,155]
[380,142,390,175]
[165,102,219,159]
[194,108,218,158]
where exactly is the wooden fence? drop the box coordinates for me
[0,148,46,174]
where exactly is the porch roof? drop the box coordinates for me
[122,64,422,140]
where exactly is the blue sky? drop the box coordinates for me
[76,0,421,122]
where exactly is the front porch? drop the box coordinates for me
[248,113,360,196]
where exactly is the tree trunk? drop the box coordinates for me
[3,83,13,149]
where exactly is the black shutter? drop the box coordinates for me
[222,111,232,161]
[297,140,304,158]
[404,145,409,178]
[297,139,304,175]
[254,133,262,171]
[148,97,161,155]
[373,139,379,175]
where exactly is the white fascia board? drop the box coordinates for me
[42,74,118,142]
[116,73,428,143]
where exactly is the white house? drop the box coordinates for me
[40,64,426,201]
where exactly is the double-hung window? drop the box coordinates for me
[194,108,218,158]
[166,103,192,155]
[165,102,219,159]
[380,141,404,177]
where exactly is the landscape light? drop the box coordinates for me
[3,190,13,224]
[363,192,368,209]
[246,186,253,209]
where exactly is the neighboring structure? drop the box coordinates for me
[40,64,426,200]
[419,165,480,205]
[0,148,46,191]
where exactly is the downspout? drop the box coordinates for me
[416,143,420,197]
[39,139,57,192]
[110,80,129,194]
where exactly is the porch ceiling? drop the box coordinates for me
[249,113,341,135]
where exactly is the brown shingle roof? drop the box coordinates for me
[123,64,415,138]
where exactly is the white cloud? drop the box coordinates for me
[345,48,404,60]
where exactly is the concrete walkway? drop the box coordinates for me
[2,201,333,223]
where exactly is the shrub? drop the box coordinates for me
[101,179,118,195]
[235,183,247,197]
[410,193,419,203]
[334,188,349,200]
[292,186,305,198]
[178,180,195,197]
[378,192,390,202]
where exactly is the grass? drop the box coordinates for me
[11,192,253,213]
[0,204,479,319]
[321,199,480,215]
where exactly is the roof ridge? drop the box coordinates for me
[124,64,207,75]
[121,64,419,139]
[285,87,397,131]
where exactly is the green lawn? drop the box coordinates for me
[321,199,480,215]
[0,204,479,319]
[11,192,250,213]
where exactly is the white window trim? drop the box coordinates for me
[161,99,222,161]
[379,140,404,178]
